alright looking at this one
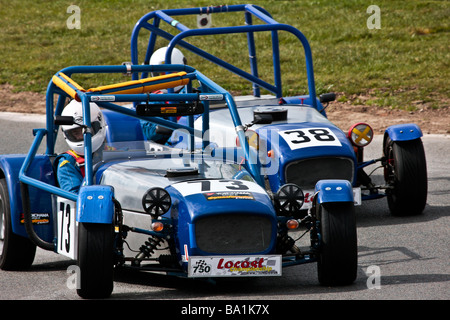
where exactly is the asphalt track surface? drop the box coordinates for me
[0,113,448,304]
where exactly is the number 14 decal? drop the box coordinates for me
[279,127,341,150]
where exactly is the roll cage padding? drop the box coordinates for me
[52,71,190,101]
[87,71,189,95]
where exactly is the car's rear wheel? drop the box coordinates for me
[384,138,427,216]
[0,178,36,270]
[317,201,357,286]
[77,222,114,299]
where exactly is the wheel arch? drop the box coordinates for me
[383,123,422,145]
[0,155,56,241]
[314,179,354,204]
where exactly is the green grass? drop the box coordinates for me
[0,0,448,110]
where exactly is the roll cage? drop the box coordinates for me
[19,64,262,203]
[130,4,319,109]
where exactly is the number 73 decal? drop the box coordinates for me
[56,198,77,259]
[171,179,267,197]
[279,127,342,150]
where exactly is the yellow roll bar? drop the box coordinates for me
[87,72,189,95]
[52,71,189,100]
[52,72,86,101]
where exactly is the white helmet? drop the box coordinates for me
[150,46,187,92]
[150,46,187,67]
[60,100,106,155]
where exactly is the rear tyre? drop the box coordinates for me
[0,179,36,270]
[77,222,114,299]
[384,138,427,216]
[317,202,357,286]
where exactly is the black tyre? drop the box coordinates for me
[77,222,114,299]
[0,178,36,270]
[317,202,357,286]
[384,138,427,216]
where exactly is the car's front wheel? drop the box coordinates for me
[77,222,114,299]
[317,201,357,286]
[384,138,427,216]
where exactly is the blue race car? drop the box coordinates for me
[129,4,427,217]
[0,64,357,299]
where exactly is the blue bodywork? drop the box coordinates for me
[0,154,55,242]
[256,122,357,192]
[77,186,115,224]
[315,180,354,204]
[384,123,423,142]
[166,182,278,259]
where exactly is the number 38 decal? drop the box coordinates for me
[279,127,342,150]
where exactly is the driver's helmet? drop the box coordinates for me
[60,100,106,155]
[150,47,187,92]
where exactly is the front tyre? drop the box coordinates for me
[384,138,427,216]
[317,202,357,286]
[0,179,36,270]
[77,222,114,299]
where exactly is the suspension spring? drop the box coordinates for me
[134,236,164,265]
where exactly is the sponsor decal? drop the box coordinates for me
[90,95,115,102]
[184,244,189,262]
[203,191,254,201]
[199,94,223,101]
[161,106,177,114]
[188,255,281,277]
[20,213,50,224]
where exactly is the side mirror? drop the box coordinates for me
[319,92,336,103]
[54,115,75,126]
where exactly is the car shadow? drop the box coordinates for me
[356,173,450,227]
[25,258,74,272]
[110,244,449,300]
[356,187,449,228]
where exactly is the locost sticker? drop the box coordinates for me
[188,255,282,277]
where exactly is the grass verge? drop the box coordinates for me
[0,0,448,110]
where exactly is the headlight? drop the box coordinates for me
[142,187,171,217]
[348,123,374,147]
[274,183,305,216]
